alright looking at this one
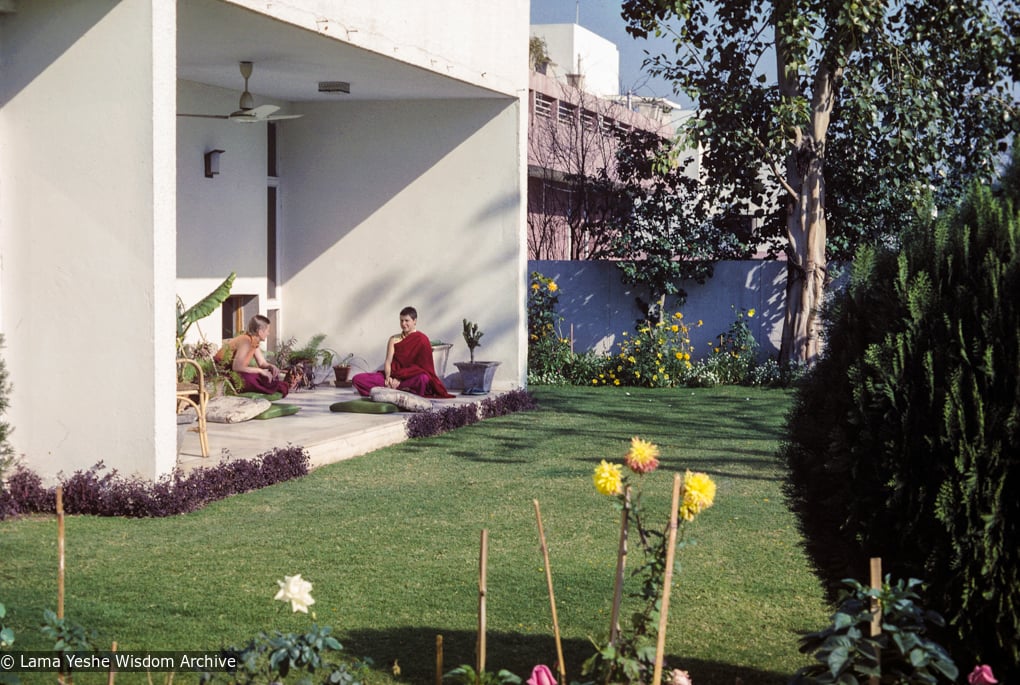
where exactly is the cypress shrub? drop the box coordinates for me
[780,150,1020,677]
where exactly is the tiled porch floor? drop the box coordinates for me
[176,385,492,473]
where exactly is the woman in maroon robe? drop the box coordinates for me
[352,306,454,398]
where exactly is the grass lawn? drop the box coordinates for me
[0,386,830,684]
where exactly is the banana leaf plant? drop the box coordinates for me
[176,272,236,355]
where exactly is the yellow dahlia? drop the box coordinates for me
[625,437,660,474]
[679,470,717,521]
[593,460,623,496]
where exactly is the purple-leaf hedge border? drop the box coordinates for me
[0,445,309,520]
[406,389,538,439]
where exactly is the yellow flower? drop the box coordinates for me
[624,437,660,474]
[593,460,623,496]
[531,283,539,290]
[671,324,679,332]
[548,282,559,292]
[679,471,717,521]
[675,352,683,360]
[614,379,620,385]
[627,356,636,364]
[673,312,683,319]
[591,379,598,385]
[697,319,703,327]
[747,308,755,317]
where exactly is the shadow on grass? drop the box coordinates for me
[344,627,793,685]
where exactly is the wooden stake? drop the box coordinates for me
[868,557,882,685]
[107,641,117,685]
[435,634,444,685]
[478,530,488,676]
[651,474,683,685]
[609,486,631,645]
[57,485,65,619]
[533,500,566,685]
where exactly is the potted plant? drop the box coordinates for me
[332,353,356,386]
[453,319,501,395]
[274,334,340,389]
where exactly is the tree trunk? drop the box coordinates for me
[778,57,837,365]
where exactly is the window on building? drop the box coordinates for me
[581,109,598,129]
[535,93,554,118]
[558,101,577,124]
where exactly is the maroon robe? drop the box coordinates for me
[353,331,454,398]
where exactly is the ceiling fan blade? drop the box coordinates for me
[243,104,281,118]
[177,113,230,119]
[264,113,303,121]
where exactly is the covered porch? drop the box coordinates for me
[176,385,494,473]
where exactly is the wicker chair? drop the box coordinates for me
[176,358,209,458]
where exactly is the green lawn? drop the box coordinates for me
[1,386,829,684]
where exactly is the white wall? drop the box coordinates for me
[530,260,788,361]
[280,99,527,388]
[0,0,177,482]
[176,80,279,343]
[530,24,620,96]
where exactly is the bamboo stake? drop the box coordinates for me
[436,635,444,685]
[57,485,65,619]
[478,530,488,676]
[609,486,631,645]
[651,474,683,685]
[107,641,117,685]
[533,500,566,685]
[868,557,882,685]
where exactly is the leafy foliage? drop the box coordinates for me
[0,447,310,519]
[211,624,370,685]
[781,150,1020,677]
[177,273,236,353]
[792,577,957,684]
[462,320,484,363]
[607,130,748,319]
[620,0,1018,361]
[443,665,521,685]
[405,391,538,439]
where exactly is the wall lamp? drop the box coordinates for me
[204,149,225,178]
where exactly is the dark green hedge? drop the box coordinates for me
[781,151,1020,677]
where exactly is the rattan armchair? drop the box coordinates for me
[176,358,209,458]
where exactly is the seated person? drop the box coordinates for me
[353,306,454,398]
[214,314,290,397]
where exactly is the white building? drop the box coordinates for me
[0,0,529,482]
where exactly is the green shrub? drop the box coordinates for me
[595,313,699,387]
[527,271,574,381]
[792,576,957,684]
[780,151,1020,678]
[704,306,759,384]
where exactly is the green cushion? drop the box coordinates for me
[253,402,300,420]
[330,399,399,414]
[237,391,284,402]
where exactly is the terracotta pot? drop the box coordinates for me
[333,365,352,383]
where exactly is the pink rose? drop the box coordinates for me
[968,665,998,685]
[527,665,557,685]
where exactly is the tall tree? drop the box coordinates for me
[621,0,1019,363]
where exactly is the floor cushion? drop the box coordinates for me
[205,396,272,423]
[237,391,284,402]
[253,402,300,420]
[330,399,399,414]
[370,387,434,412]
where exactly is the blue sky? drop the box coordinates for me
[529,0,692,105]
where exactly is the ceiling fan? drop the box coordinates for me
[178,61,303,123]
